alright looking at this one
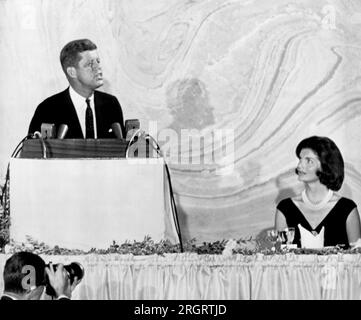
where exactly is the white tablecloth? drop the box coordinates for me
[1,253,360,300]
[10,158,177,250]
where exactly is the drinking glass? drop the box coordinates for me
[286,227,295,244]
[278,230,287,244]
[267,229,279,251]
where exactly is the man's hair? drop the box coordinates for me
[60,39,97,72]
[3,252,46,294]
[296,136,344,191]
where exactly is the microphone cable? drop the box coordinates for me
[144,133,184,253]
[125,128,143,158]
[33,131,47,159]
[1,133,34,208]
[125,130,184,252]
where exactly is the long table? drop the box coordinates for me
[1,253,360,299]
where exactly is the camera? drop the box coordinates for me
[45,262,84,296]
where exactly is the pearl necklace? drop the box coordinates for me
[301,189,333,210]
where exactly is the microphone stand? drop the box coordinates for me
[1,133,35,207]
[33,131,47,159]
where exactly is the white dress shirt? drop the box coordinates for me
[69,86,97,138]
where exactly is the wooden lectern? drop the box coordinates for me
[10,139,177,250]
[19,139,128,158]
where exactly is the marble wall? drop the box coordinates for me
[1,0,361,243]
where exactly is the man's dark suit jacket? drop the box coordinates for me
[28,88,125,138]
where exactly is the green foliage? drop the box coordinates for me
[5,235,361,256]
[6,236,228,256]
[0,181,10,252]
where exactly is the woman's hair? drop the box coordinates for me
[296,136,344,191]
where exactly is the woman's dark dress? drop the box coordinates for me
[276,197,356,248]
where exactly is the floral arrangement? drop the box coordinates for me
[4,236,247,256]
[0,182,10,250]
[3,235,361,256]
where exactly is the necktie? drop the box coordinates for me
[85,98,95,139]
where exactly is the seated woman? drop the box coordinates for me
[275,136,361,248]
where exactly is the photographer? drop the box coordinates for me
[1,251,80,300]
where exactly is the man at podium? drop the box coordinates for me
[28,39,125,139]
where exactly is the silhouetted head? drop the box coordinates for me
[3,251,46,300]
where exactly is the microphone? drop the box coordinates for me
[33,131,41,138]
[57,124,68,139]
[111,122,123,139]
[125,119,140,141]
[41,123,56,139]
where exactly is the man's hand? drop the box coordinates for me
[71,276,81,292]
[45,263,71,299]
